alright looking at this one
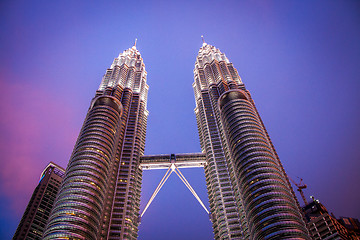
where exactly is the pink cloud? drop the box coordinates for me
[0,79,78,215]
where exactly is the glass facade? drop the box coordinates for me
[13,162,65,240]
[193,42,310,239]
[42,45,148,240]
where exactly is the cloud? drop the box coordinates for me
[0,79,77,215]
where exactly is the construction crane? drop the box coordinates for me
[290,177,308,205]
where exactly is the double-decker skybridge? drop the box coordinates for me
[139,153,209,218]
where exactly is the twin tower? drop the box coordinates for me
[42,42,310,239]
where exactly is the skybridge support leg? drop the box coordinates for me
[140,164,209,218]
[141,166,172,217]
[174,166,209,214]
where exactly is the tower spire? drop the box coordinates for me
[201,35,206,46]
[133,38,137,49]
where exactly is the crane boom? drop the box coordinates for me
[290,177,308,205]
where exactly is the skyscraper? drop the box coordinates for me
[13,162,65,240]
[303,198,358,239]
[193,41,310,239]
[39,41,310,240]
[43,44,149,240]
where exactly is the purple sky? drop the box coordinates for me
[1,1,360,239]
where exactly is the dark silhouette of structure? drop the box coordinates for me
[13,162,65,240]
[290,177,308,205]
[338,217,360,239]
[302,197,359,240]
